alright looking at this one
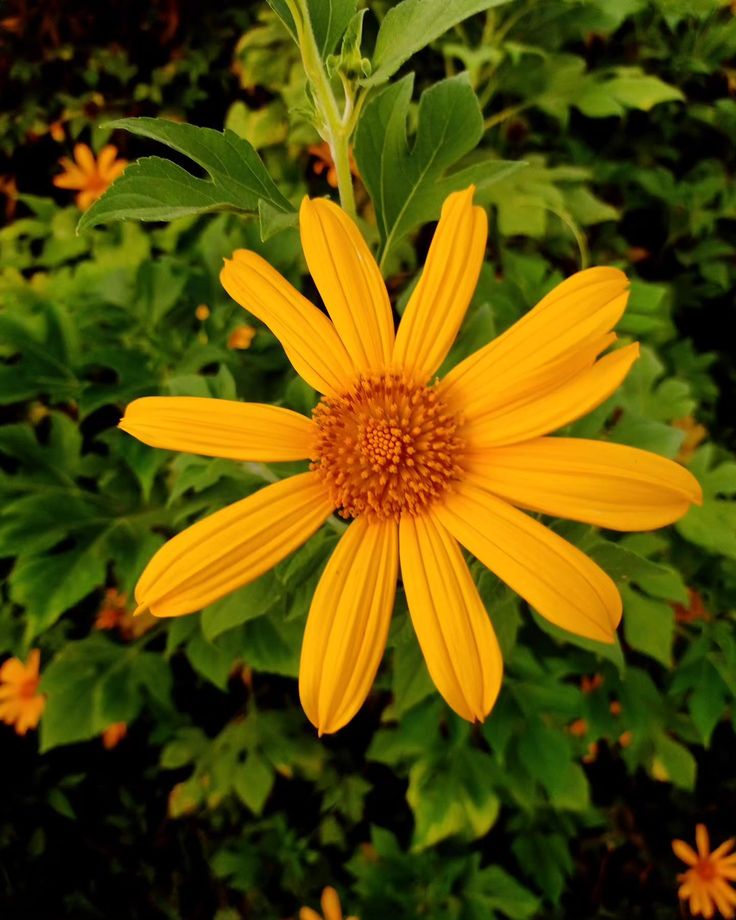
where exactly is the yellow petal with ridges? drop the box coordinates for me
[443,267,629,414]
[465,437,702,530]
[435,482,621,643]
[136,473,333,617]
[462,343,640,449]
[299,517,398,735]
[300,196,394,372]
[393,186,488,381]
[399,513,503,722]
[119,397,315,462]
[220,250,356,396]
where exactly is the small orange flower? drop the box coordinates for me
[95,587,128,630]
[300,886,358,920]
[0,650,45,735]
[308,142,359,189]
[95,588,156,639]
[568,718,588,737]
[674,589,711,624]
[673,824,736,918]
[227,324,256,350]
[581,673,604,693]
[102,722,127,749]
[674,416,708,465]
[53,143,128,210]
[195,304,211,321]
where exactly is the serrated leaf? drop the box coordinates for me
[79,118,293,232]
[364,0,513,88]
[354,73,521,263]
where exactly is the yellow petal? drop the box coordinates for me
[399,512,503,722]
[321,886,343,920]
[220,250,356,396]
[697,824,712,858]
[96,145,119,175]
[299,909,322,920]
[136,473,333,617]
[119,397,315,462]
[52,167,86,189]
[673,840,700,866]
[299,517,398,735]
[462,343,640,448]
[435,482,621,643]
[393,187,487,381]
[465,437,702,531]
[299,197,394,372]
[74,143,96,175]
[443,267,629,410]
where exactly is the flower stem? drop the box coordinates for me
[288,0,358,218]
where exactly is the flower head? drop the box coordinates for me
[0,649,45,735]
[300,886,358,920]
[53,143,127,210]
[673,824,736,918]
[119,187,702,735]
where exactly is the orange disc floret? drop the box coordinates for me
[311,372,464,521]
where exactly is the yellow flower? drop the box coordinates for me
[673,824,736,918]
[119,188,702,735]
[300,886,358,920]
[53,143,128,210]
[0,649,45,735]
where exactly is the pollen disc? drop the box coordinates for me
[311,373,464,520]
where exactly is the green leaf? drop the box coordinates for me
[10,542,107,639]
[677,446,736,559]
[390,628,435,717]
[652,733,696,791]
[466,864,540,920]
[39,637,119,751]
[589,540,688,603]
[201,573,282,641]
[407,748,500,850]
[79,118,293,232]
[364,0,514,88]
[621,585,675,667]
[354,73,521,264]
[268,0,357,58]
[233,754,275,815]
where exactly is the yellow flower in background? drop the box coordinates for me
[673,824,736,918]
[0,649,45,735]
[119,187,702,735]
[300,886,358,920]
[53,143,127,210]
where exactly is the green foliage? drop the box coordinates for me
[79,118,294,232]
[354,73,521,264]
[2,0,736,918]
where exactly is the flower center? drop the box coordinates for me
[311,373,464,520]
[19,676,39,700]
[695,859,717,882]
